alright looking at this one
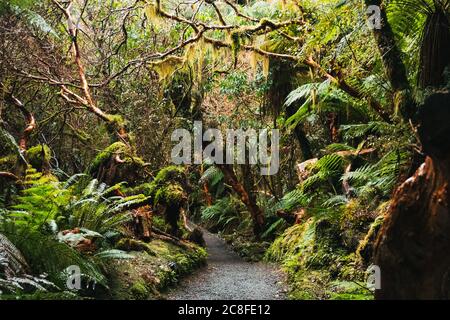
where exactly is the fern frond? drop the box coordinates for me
[94,249,134,260]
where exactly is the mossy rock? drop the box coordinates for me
[121,182,154,197]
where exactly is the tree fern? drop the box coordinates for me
[340,121,392,141]
[302,154,345,192]
[199,165,225,197]
[342,149,408,197]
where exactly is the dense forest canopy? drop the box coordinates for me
[0,0,449,300]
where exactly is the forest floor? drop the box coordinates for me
[165,227,287,300]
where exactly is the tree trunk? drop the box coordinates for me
[374,91,450,299]
[268,59,313,160]
[218,164,265,236]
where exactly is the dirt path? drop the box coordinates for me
[166,228,286,300]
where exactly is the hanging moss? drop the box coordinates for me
[152,56,185,82]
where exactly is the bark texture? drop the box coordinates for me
[374,91,450,299]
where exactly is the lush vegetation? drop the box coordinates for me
[1,0,449,300]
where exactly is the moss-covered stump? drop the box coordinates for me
[105,239,207,300]
[90,142,146,185]
[26,144,51,172]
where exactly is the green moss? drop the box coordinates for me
[0,154,16,167]
[265,218,316,262]
[266,215,369,300]
[130,280,150,300]
[339,199,379,251]
[26,144,51,171]
[115,238,156,256]
[91,142,128,171]
[154,184,184,206]
[90,142,145,174]
[153,166,185,186]
[121,182,153,196]
[327,280,373,300]
[106,114,127,129]
[356,215,384,265]
[106,239,207,299]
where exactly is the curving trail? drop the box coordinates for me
[166,228,286,300]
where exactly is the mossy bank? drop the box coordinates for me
[105,239,207,300]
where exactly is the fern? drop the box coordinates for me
[199,165,225,198]
[326,143,356,152]
[302,154,345,192]
[275,188,310,212]
[199,166,224,187]
[62,174,88,189]
[284,79,366,128]
[10,183,70,233]
[1,227,107,289]
[340,121,392,141]
[94,249,134,260]
[201,197,241,231]
[342,149,408,198]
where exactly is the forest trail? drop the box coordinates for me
[166,228,286,300]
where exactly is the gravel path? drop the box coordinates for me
[166,228,286,300]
